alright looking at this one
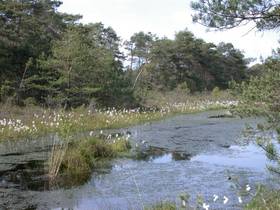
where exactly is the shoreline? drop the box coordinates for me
[0,101,236,142]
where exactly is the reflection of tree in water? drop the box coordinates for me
[1,160,48,191]
[135,146,192,161]
[172,152,192,161]
[134,146,166,161]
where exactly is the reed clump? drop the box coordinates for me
[48,136,131,185]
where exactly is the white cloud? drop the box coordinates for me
[59,0,279,60]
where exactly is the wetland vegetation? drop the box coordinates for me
[1,0,280,209]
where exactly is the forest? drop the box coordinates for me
[0,0,249,108]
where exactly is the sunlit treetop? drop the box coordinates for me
[191,0,280,30]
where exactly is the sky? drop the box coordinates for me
[58,0,279,61]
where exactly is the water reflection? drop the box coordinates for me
[0,160,49,191]
[135,146,192,163]
[192,143,269,171]
[0,158,114,192]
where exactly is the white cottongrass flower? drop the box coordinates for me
[202,203,210,210]
[100,130,103,134]
[238,196,243,204]
[213,194,219,202]
[246,184,251,192]
[181,199,186,207]
[223,196,229,204]
[89,131,94,136]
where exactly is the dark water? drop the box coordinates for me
[0,111,278,210]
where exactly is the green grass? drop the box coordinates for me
[245,186,280,210]
[144,202,177,210]
[53,136,131,185]
[144,187,280,210]
[0,91,236,142]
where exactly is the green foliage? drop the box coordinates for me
[211,87,221,98]
[39,23,134,108]
[191,0,280,30]
[232,57,280,117]
[144,202,176,210]
[133,30,247,92]
[0,1,134,108]
[176,82,191,94]
[0,0,80,105]
[0,80,16,102]
[111,138,132,153]
[0,0,247,108]
[23,97,37,106]
[245,186,280,210]
[0,94,233,142]
[125,31,157,70]
[60,137,131,180]
[232,55,280,174]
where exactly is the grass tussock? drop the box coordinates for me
[52,137,131,183]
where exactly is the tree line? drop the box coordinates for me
[126,31,247,93]
[0,0,249,108]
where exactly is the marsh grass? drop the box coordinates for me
[47,117,74,181]
[144,202,177,210]
[139,90,233,109]
[245,186,280,210]
[147,186,280,210]
[48,140,68,180]
[48,136,131,186]
[0,91,237,142]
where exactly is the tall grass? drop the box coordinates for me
[47,136,131,185]
[244,186,280,210]
[48,139,68,181]
[47,119,73,181]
